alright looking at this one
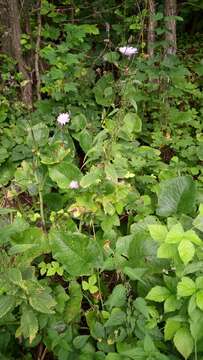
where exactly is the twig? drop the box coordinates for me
[35,0,42,100]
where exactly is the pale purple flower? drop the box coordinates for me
[69,180,79,189]
[57,112,70,126]
[118,46,138,57]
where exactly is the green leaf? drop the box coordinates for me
[196,290,203,311]
[148,224,168,242]
[49,230,102,276]
[29,289,56,314]
[48,160,81,189]
[105,284,127,310]
[178,240,195,265]
[157,176,196,217]
[94,74,115,106]
[177,277,196,297]
[157,243,176,259]
[0,295,15,318]
[104,308,126,327]
[80,167,102,188]
[133,297,149,318]
[26,122,49,147]
[164,295,179,313]
[73,335,89,349]
[146,286,170,302]
[40,141,70,164]
[7,268,22,286]
[20,307,38,343]
[123,266,147,284]
[183,229,202,245]
[164,318,181,340]
[65,281,82,323]
[193,215,203,233]
[118,112,142,140]
[144,334,156,353]
[174,327,194,359]
[165,223,184,244]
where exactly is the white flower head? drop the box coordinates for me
[69,180,79,189]
[118,46,138,57]
[57,112,70,126]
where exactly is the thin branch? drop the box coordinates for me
[35,0,42,101]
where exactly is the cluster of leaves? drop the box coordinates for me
[1,0,203,359]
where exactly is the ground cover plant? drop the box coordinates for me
[0,0,203,359]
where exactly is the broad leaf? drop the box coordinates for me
[48,160,81,189]
[148,224,168,242]
[0,295,15,318]
[20,307,38,343]
[29,289,56,314]
[164,318,181,340]
[157,176,196,217]
[178,240,195,265]
[49,230,102,276]
[146,286,170,302]
[177,277,196,297]
[105,284,127,310]
[174,327,194,359]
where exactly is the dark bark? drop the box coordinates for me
[164,0,177,55]
[147,0,156,58]
[6,0,32,106]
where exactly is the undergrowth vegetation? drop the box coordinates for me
[0,0,203,359]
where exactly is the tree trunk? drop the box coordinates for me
[147,0,156,58]
[6,0,32,107]
[164,0,177,55]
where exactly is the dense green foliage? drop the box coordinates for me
[1,0,203,359]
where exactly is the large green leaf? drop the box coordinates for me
[94,74,115,106]
[178,240,195,265]
[146,286,170,302]
[173,327,194,359]
[20,307,38,343]
[157,176,196,217]
[26,122,49,147]
[177,277,196,297]
[0,295,15,318]
[49,230,102,276]
[105,284,127,310]
[48,160,82,189]
[40,141,70,164]
[29,289,56,314]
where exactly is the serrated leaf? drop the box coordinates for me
[105,284,127,310]
[184,229,202,245]
[104,308,126,327]
[146,286,170,302]
[164,295,179,313]
[73,335,89,349]
[165,223,184,244]
[178,240,195,265]
[0,295,15,318]
[49,230,101,276]
[148,224,168,242]
[174,327,193,359]
[123,266,147,284]
[29,290,56,314]
[21,307,38,343]
[26,123,49,147]
[164,318,181,340]
[157,242,176,258]
[177,277,196,297]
